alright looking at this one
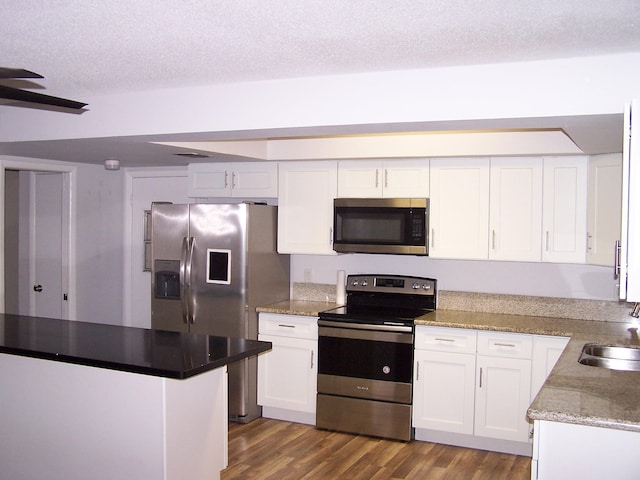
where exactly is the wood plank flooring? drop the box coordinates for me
[221,419,531,480]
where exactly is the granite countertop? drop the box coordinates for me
[416,310,640,433]
[0,314,271,379]
[258,300,640,433]
[257,299,341,317]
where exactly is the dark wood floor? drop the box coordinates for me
[221,418,531,480]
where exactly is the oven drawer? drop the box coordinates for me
[477,331,533,358]
[259,313,318,340]
[317,374,412,404]
[415,326,477,354]
[316,394,412,441]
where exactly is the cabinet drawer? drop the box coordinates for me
[477,331,532,358]
[259,313,318,339]
[415,326,477,354]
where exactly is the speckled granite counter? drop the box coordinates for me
[416,310,640,433]
[259,287,640,434]
[257,299,340,317]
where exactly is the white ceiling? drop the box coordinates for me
[1,0,640,166]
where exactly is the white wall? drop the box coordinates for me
[291,254,618,301]
[2,52,640,143]
[74,164,124,324]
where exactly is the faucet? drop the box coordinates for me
[631,303,640,319]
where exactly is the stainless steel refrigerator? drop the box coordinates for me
[150,203,290,423]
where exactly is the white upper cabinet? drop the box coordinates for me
[337,159,430,198]
[542,156,588,263]
[429,157,490,259]
[277,161,338,255]
[587,153,622,266]
[187,162,278,198]
[489,157,543,261]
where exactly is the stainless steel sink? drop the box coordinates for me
[578,343,640,371]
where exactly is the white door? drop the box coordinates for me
[429,157,490,259]
[277,161,338,255]
[541,156,588,263]
[413,349,476,434]
[474,355,532,442]
[32,172,65,318]
[128,174,189,328]
[489,157,543,261]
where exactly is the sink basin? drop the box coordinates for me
[578,343,640,372]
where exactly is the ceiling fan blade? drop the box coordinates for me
[0,67,43,79]
[0,84,87,109]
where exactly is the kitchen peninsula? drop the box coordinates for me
[0,314,271,480]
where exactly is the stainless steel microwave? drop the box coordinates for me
[333,198,429,255]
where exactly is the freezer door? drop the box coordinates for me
[151,203,190,332]
[188,204,248,338]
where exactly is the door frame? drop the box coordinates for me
[122,167,188,327]
[0,158,77,319]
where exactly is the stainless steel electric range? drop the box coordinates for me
[316,274,437,441]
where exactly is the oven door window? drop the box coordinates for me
[318,334,413,383]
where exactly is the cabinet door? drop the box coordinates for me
[587,154,622,266]
[542,156,588,263]
[337,160,383,197]
[531,335,569,401]
[257,334,317,413]
[382,159,430,198]
[232,162,278,198]
[475,355,532,442]
[187,162,277,198]
[277,161,338,254]
[187,163,231,197]
[620,100,640,301]
[429,158,490,259]
[413,349,476,435]
[489,157,543,261]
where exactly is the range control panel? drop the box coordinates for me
[346,274,436,296]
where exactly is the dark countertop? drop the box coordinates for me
[0,314,271,379]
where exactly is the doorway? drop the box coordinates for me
[1,161,75,319]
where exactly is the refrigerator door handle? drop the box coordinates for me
[185,237,196,324]
[180,236,192,324]
[186,237,196,324]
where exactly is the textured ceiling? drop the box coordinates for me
[2,0,640,97]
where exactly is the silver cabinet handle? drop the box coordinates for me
[545,231,550,251]
[310,350,315,369]
[416,361,420,381]
[375,169,379,188]
[435,337,455,343]
[492,230,496,250]
[493,342,516,348]
[431,228,435,248]
[384,169,389,189]
[224,171,229,188]
[479,367,483,388]
[231,172,237,189]
[277,324,296,328]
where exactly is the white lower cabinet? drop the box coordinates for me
[474,354,531,442]
[413,349,476,435]
[532,420,640,480]
[530,335,570,401]
[257,313,318,425]
[414,326,537,455]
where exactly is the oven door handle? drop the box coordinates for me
[318,319,413,333]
